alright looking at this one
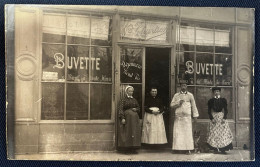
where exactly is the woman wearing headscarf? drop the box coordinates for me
[117,85,141,153]
[207,87,233,154]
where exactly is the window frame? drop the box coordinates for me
[176,21,235,120]
[39,11,114,123]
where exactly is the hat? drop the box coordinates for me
[211,87,221,92]
[179,79,188,84]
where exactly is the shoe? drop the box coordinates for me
[186,150,192,155]
[221,151,227,155]
[214,150,220,154]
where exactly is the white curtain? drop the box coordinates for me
[177,26,230,47]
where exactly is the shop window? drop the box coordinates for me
[120,17,170,43]
[177,23,233,119]
[196,53,214,85]
[41,13,113,120]
[41,83,64,120]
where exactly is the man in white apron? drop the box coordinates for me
[170,80,199,154]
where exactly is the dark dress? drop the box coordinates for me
[117,96,141,150]
[207,97,233,152]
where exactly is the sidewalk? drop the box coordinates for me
[15,149,253,161]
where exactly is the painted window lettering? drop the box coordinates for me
[185,61,223,75]
[53,53,100,70]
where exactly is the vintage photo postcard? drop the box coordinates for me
[5,5,254,161]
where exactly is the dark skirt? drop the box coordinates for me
[117,109,141,149]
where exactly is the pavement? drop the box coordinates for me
[14,148,253,161]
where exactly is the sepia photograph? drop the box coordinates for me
[5,4,254,161]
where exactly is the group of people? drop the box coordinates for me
[117,80,233,155]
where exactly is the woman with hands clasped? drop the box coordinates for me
[117,86,141,154]
[141,87,167,145]
[207,87,233,154]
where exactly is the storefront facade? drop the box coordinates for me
[11,5,253,153]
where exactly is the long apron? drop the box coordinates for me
[207,111,233,150]
[141,112,167,144]
[172,102,194,150]
[118,109,141,148]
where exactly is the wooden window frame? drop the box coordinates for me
[38,11,114,123]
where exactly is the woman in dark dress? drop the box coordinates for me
[207,87,233,154]
[117,85,141,153]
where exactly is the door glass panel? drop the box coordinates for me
[120,47,143,83]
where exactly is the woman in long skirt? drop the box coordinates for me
[141,87,167,145]
[207,87,233,154]
[117,85,141,153]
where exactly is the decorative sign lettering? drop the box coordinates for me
[121,19,167,41]
[185,61,223,75]
[53,53,100,71]
[121,61,141,81]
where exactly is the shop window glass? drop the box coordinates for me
[195,87,214,119]
[42,44,65,81]
[43,14,66,35]
[42,33,65,43]
[215,55,232,86]
[41,83,64,120]
[120,48,142,83]
[66,84,89,120]
[91,17,112,46]
[90,84,112,120]
[215,26,232,54]
[90,47,112,82]
[67,36,90,45]
[177,23,233,119]
[67,16,90,45]
[120,17,169,43]
[178,26,195,51]
[67,46,89,82]
[177,52,195,85]
[41,13,113,121]
[196,87,233,119]
[196,27,214,52]
[196,53,214,85]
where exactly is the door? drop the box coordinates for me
[145,47,171,147]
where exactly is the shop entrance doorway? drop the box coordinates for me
[145,47,171,148]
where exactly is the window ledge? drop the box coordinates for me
[39,120,114,124]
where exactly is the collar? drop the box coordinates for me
[180,91,187,94]
[127,95,133,99]
[214,95,221,99]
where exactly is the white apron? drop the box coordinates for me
[141,113,167,144]
[170,92,199,150]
